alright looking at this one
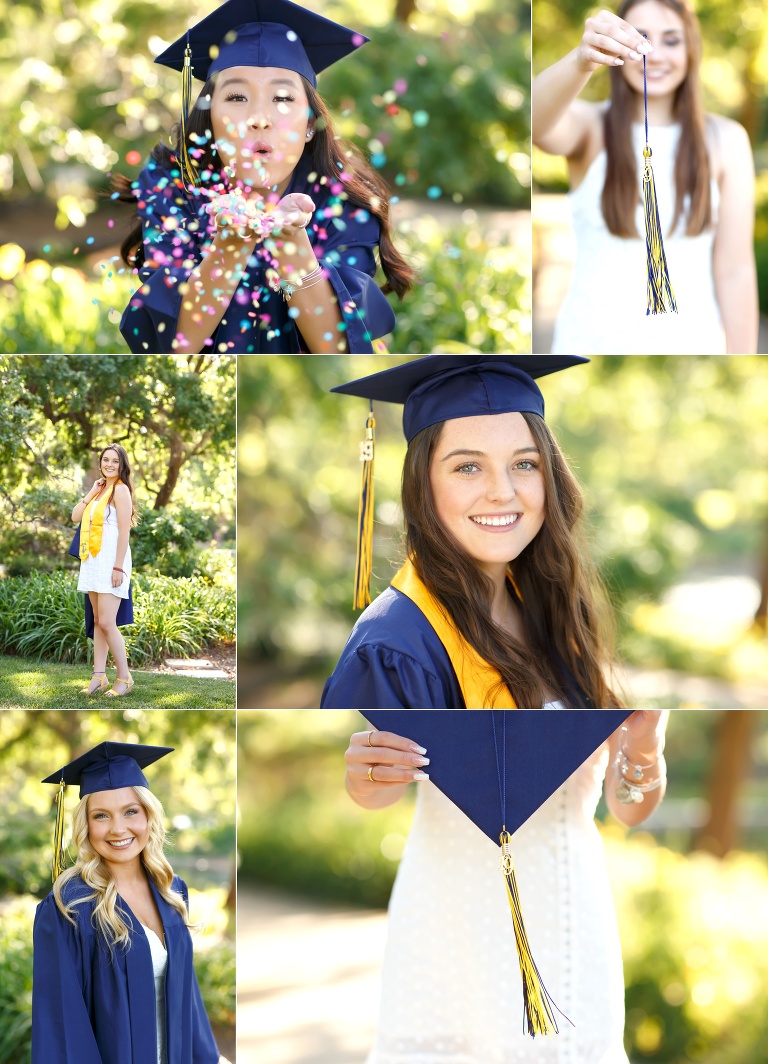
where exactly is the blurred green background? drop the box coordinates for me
[237,354,768,709]
[532,0,768,345]
[0,0,531,354]
[239,709,768,1064]
[0,354,236,709]
[0,709,236,1064]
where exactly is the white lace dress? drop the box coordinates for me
[366,742,628,1064]
[551,122,725,354]
[76,503,131,599]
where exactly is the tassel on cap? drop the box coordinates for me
[178,35,200,190]
[641,41,676,315]
[500,830,564,1037]
[52,779,67,883]
[353,406,375,610]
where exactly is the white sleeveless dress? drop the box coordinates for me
[551,123,725,354]
[366,741,628,1064]
[76,503,132,599]
[142,924,168,1064]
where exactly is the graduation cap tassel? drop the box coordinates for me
[500,830,561,1037]
[52,779,67,883]
[353,407,375,610]
[179,37,200,190]
[641,43,676,315]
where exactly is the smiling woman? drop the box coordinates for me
[321,356,625,710]
[31,742,230,1064]
[116,0,414,354]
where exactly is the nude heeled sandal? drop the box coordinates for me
[80,671,109,696]
[105,676,135,698]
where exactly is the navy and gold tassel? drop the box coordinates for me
[353,406,375,610]
[641,39,676,315]
[178,37,200,190]
[500,830,564,1037]
[51,779,67,883]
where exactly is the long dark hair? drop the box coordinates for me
[113,74,414,298]
[401,414,625,709]
[602,0,711,238]
[99,443,139,527]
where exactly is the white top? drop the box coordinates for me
[142,924,168,1064]
[552,123,725,354]
[366,742,628,1064]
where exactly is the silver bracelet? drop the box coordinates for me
[272,264,324,302]
[615,726,666,804]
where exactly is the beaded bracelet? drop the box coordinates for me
[113,567,126,575]
[615,726,666,804]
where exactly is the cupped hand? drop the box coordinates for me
[270,193,316,232]
[111,569,124,588]
[578,10,652,72]
[345,729,430,801]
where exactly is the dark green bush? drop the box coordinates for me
[0,570,234,665]
[0,897,35,1064]
[131,507,215,578]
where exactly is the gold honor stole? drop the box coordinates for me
[79,480,121,562]
[390,558,516,708]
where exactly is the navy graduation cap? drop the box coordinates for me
[155,0,369,86]
[364,709,630,1036]
[42,741,173,799]
[331,355,589,608]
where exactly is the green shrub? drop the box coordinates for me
[754,173,768,319]
[0,570,234,666]
[193,940,236,1028]
[0,896,35,1064]
[131,508,216,578]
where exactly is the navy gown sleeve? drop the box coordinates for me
[320,588,465,709]
[120,160,209,354]
[32,894,103,1064]
[310,204,395,351]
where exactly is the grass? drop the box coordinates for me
[0,655,235,709]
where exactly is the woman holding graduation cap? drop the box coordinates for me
[322,355,624,711]
[532,0,758,354]
[31,741,230,1064]
[118,0,413,354]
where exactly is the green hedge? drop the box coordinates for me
[0,570,234,666]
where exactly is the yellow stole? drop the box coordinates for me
[390,558,516,708]
[79,480,120,561]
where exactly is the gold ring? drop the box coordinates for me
[367,730,375,747]
[367,765,376,782]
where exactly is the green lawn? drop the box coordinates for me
[0,655,235,709]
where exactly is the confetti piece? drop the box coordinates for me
[126,150,141,165]
[416,54,428,66]
[43,244,51,252]
[394,79,408,94]
[87,236,95,244]
[352,33,365,46]
[427,186,442,199]
[286,29,297,41]
[108,219,115,228]
[371,152,386,168]
[413,110,430,127]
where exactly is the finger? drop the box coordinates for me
[581,45,626,67]
[350,729,428,754]
[347,746,430,770]
[349,763,429,784]
[589,14,651,54]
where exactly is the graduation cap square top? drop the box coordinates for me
[363,710,629,842]
[42,742,174,799]
[155,0,370,87]
[331,355,589,443]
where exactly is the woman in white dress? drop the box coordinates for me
[532,0,758,354]
[72,443,136,697]
[346,710,669,1064]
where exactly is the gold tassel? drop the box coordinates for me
[642,145,677,315]
[52,779,67,883]
[178,40,200,190]
[353,409,375,610]
[500,830,563,1037]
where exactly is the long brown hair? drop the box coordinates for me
[114,74,414,298]
[602,0,711,238]
[401,414,625,709]
[99,443,139,527]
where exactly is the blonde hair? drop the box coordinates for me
[53,786,190,949]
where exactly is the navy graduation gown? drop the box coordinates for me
[32,873,219,1064]
[321,587,466,709]
[120,155,396,354]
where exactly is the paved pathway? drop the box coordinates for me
[237,887,387,1064]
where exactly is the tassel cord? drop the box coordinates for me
[641,43,677,315]
[52,779,66,883]
[179,37,200,191]
[353,407,375,610]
